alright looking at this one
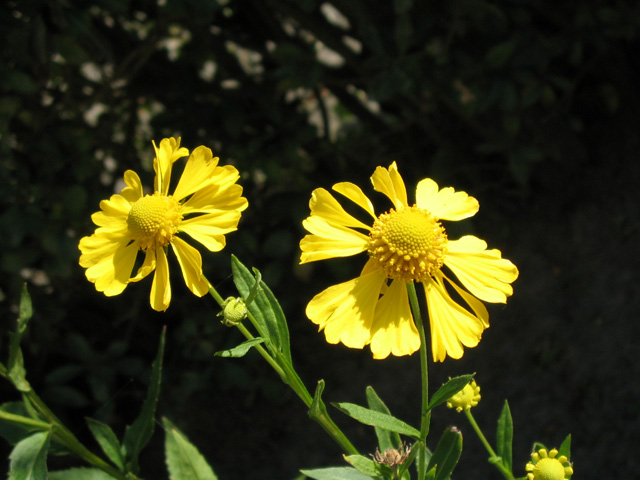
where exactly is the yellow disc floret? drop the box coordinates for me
[446,379,481,412]
[525,448,573,480]
[127,193,182,250]
[368,205,447,282]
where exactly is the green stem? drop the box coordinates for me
[464,409,515,480]
[406,282,430,442]
[207,281,358,455]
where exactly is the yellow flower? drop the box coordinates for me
[525,448,573,480]
[79,137,248,311]
[299,162,518,361]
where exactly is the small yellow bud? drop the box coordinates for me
[219,297,247,326]
[525,448,573,480]
[446,379,481,412]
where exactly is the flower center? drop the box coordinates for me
[127,193,182,250]
[368,205,447,282]
[532,458,567,480]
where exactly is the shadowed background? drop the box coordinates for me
[1,0,639,478]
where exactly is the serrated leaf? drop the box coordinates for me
[344,454,389,477]
[231,255,291,363]
[48,468,118,480]
[9,430,50,480]
[86,418,124,471]
[426,427,462,480]
[163,418,218,480]
[299,467,375,480]
[332,403,420,438]
[366,386,401,452]
[427,374,475,411]
[496,400,513,472]
[123,328,165,473]
[214,338,265,358]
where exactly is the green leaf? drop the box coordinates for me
[344,454,389,477]
[558,434,572,459]
[8,285,34,393]
[214,338,265,358]
[49,468,118,480]
[9,430,50,480]
[163,418,218,480]
[0,403,47,445]
[86,418,125,471]
[496,400,513,472]
[365,386,401,452]
[332,403,420,438]
[123,327,165,473]
[18,284,33,333]
[426,427,463,480]
[299,467,375,480]
[309,380,330,422]
[427,374,475,411]
[231,255,291,363]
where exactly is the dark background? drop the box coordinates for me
[1,1,639,478]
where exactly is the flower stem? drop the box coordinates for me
[464,409,515,480]
[406,282,430,442]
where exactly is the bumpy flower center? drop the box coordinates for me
[368,205,447,282]
[127,193,182,250]
[531,458,567,480]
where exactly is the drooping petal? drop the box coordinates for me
[180,182,248,215]
[445,235,519,303]
[83,238,139,296]
[306,269,387,349]
[90,194,131,227]
[308,187,372,231]
[423,276,485,362]
[370,279,421,359]
[120,170,144,203]
[300,216,369,263]
[129,249,156,283]
[415,178,479,221]
[332,182,377,220]
[171,236,209,297]
[443,274,489,328]
[371,161,408,209]
[172,146,220,202]
[178,211,242,252]
[78,225,130,268]
[150,247,171,311]
[153,137,189,195]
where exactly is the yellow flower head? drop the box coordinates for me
[79,137,248,311]
[299,162,518,361]
[525,448,574,480]
[446,379,481,412]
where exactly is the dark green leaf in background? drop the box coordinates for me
[426,427,462,480]
[86,417,125,471]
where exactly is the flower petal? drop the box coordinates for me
[150,247,171,311]
[443,274,489,328]
[370,280,420,359]
[129,249,156,283]
[370,161,408,209]
[153,137,189,195]
[308,187,372,231]
[332,182,377,220]
[445,235,519,303]
[180,182,248,215]
[171,236,209,297]
[178,211,242,252]
[415,178,479,220]
[79,225,130,267]
[172,146,220,202]
[90,194,131,228]
[306,269,387,349]
[83,238,139,296]
[423,276,485,362]
[120,170,144,203]
[300,216,369,263]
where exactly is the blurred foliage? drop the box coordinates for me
[1,0,639,478]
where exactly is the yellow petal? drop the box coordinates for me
[172,146,220,202]
[300,217,369,263]
[309,187,372,230]
[91,194,131,227]
[415,178,479,220]
[120,170,144,203]
[171,236,209,297]
[332,182,377,220]
[178,211,242,252]
[423,276,485,362]
[153,137,189,195]
[370,280,421,359]
[129,249,156,283]
[306,269,386,349]
[84,239,139,296]
[370,161,408,209]
[78,225,130,267]
[443,274,489,328]
[445,235,519,303]
[180,182,248,215]
[150,247,171,311]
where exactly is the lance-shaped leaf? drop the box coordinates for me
[496,400,513,472]
[299,467,375,480]
[9,430,50,480]
[231,255,291,363]
[163,418,218,480]
[49,468,119,479]
[366,386,401,453]
[332,403,420,439]
[214,338,265,358]
[123,327,165,473]
[558,434,572,460]
[344,454,390,477]
[427,374,475,411]
[86,418,125,471]
[8,285,35,393]
[426,427,462,480]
